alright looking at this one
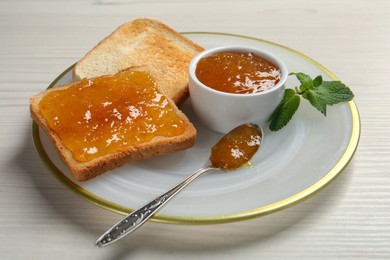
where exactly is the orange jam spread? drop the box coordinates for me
[39,71,187,162]
[195,51,281,94]
[210,124,262,170]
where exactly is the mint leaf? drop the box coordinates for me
[269,89,300,131]
[312,75,323,87]
[319,81,354,103]
[302,90,327,115]
[302,81,354,115]
[289,72,313,93]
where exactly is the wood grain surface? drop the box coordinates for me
[1,0,389,259]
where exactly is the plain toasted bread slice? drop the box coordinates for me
[73,18,204,105]
[30,70,196,182]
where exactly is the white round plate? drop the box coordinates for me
[32,32,360,224]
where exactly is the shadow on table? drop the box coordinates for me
[15,124,354,258]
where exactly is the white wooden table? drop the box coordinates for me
[1,0,389,259]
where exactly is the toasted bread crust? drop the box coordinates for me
[73,18,204,105]
[30,72,196,182]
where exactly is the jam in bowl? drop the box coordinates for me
[188,46,288,133]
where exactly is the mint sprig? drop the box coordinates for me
[269,72,354,131]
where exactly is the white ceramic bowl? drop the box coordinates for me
[188,46,288,133]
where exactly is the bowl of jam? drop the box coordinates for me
[188,46,288,133]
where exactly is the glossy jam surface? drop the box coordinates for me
[209,124,262,170]
[196,51,281,94]
[39,71,187,162]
